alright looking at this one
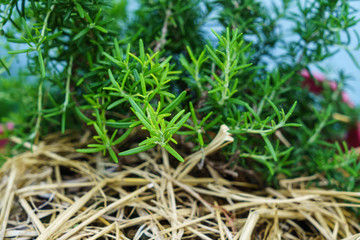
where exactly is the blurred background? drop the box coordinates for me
[203,0,360,105]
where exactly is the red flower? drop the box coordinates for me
[345,122,360,149]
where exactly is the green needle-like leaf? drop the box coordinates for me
[118,144,156,156]
[160,91,186,114]
[262,134,277,162]
[37,49,46,78]
[73,28,90,41]
[164,144,184,162]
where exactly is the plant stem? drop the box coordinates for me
[0,0,14,32]
[162,146,170,171]
[34,78,43,144]
[63,56,73,113]
[234,121,286,134]
[219,40,230,105]
[40,5,55,40]
[306,112,329,147]
[33,5,55,142]
[61,56,73,133]
[154,7,172,52]
[194,63,202,96]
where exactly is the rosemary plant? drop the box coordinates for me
[1,0,359,191]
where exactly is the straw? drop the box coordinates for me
[0,129,359,239]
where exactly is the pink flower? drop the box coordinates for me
[300,69,325,94]
[341,92,354,108]
[6,122,14,131]
[0,122,15,148]
[329,81,338,91]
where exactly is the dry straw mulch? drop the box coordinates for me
[1,125,360,239]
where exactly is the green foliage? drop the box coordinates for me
[0,75,37,137]
[215,0,286,65]
[1,0,360,194]
[129,0,210,53]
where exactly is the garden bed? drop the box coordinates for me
[1,129,360,240]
